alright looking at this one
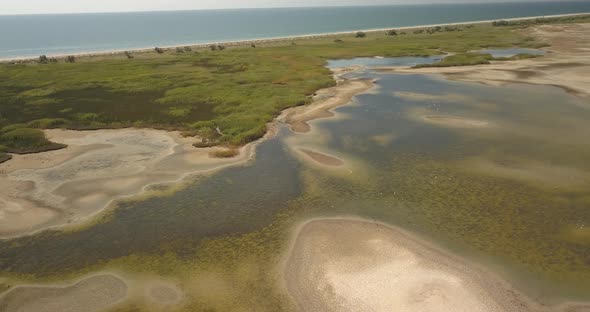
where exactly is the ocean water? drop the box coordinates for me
[0,1,589,59]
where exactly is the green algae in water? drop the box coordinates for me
[1,71,590,309]
[294,72,590,300]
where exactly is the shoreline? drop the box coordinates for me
[282,217,590,312]
[1,12,588,63]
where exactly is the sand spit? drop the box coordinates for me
[0,128,254,238]
[284,218,590,312]
[283,78,375,133]
[0,274,127,312]
[299,149,344,167]
[384,23,590,100]
[422,115,491,128]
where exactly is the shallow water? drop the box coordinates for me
[1,63,590,307]
[326,56,443,68]
[477,48,546,58]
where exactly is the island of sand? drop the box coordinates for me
[283,218,590,312]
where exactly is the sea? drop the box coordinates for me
[0,1,589,59]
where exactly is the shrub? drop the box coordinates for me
[387,30,398,36]
[183,46,192,52]
[39,55,49,64]
[251,43,256,48]
[27,118,68,129]
[155,47,165,54]
[492,20,510,27]
[0,128,66,154]
[66,55,75,63]
[1,124,28,133]
[209,148,239,158]
[217,45,226,50]
[355,31,367,38]
[124,51,134,59]
[334,39,343,43]
[176,47,184,53]
[210,45,218,51]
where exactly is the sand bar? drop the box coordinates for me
[282,78,375,133]
[0,274,127,312]
[283,218,590,312]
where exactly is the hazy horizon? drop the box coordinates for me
[2,0,582,16]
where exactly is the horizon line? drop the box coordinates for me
[0,0,584,17]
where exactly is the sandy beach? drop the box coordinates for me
[283,218,590,312]
[0,128,257,238]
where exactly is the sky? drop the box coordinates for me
[1,0,565,15]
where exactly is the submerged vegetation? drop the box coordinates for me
[0,20,554,153]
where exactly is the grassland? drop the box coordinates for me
[0,18,563,162]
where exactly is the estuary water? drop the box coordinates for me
[1,58,589,308]
[1,1,590,59]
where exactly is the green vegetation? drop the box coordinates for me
[492,14,590,27]
[209,148,240,158]
[0,19,562,153]
[0,126,65,154]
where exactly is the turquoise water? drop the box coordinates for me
[1,1,589,59]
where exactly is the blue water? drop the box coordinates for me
[327,56,444,68]
[478,48,546,58]
[0,2,589,59]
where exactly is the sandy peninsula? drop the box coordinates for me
[282,78,375,133]
[283,218,590,312]
[0,128,256,238]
